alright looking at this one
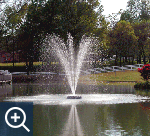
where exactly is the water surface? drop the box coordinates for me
[1,83,150,136]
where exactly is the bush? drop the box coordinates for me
[134,81,150,89]
[138,64,150,80]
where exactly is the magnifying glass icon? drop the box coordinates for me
[5,107,30,132]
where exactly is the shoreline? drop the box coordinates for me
[106,81,137,83]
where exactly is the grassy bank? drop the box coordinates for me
[0,62,146,86]
[0,62,43,66]
[79,70,145,85]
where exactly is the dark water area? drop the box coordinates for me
[0,83,150,135]
[33,103,150,136]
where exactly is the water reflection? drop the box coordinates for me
[5,83,150,105]
[33,104,150,136]
[135,89,150,97]
[11,83,136,97]
[61,105,83,136]
[0,84,12,100]
[33,105,84,136]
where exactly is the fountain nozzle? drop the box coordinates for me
[67,96,82,99]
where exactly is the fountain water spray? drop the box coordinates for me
[42,33,92,97]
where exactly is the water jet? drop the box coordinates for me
[42,33,92,97]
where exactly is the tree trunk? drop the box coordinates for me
[13,38,15,70]
[143,54,146,64]
[101,57,103,62]
[6,37,8,51]
[28,38,34,73]
[137,57,139,64]
[120,55,121,67]
[132,56,134,65]
[139,56,141,64]
[139,51,142,64]
[115,51,117,66]
[26,52,29,75]
[12,28,15,71]
[125,56,127,62]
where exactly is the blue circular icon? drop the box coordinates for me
[5,107,30,132]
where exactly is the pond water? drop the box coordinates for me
[1,83,150,136]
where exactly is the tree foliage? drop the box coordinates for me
[1,0,149,72]
[10,0,103,71]
[133,20,150,63]
[109,20,137,65]
[120,0,150,22]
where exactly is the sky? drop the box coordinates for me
[101,0,129,17]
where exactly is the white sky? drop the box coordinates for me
[101,0,129,16]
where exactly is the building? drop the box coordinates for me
[0,50,20,63]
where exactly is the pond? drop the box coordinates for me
[0,83,150,136]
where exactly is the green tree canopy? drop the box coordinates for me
[133,20,150,63]
[120,0,150,22]
[109,20,137,65]
[13,0,104,71]
[21,0,103,49]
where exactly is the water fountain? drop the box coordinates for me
[5,33,150,104]
[3,33,150,135]
[42,33,92,99]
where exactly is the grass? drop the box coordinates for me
[0,62,60,66]
[0,62,146,86]
[79,70,145,85]
[102,59,147,67]
[0,62,43,66]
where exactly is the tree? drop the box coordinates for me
[108,10,122,28]
[93,16,110,63]
[0,25,5,49]
[120,10,133,22]
[2,1,28,68]
[56,0,102,52]
[26,0,102,50]
[120,1,150,64]
[126,0,141,21]
[121,0,150,22]
[3,1,28,35]
[17,0,104,72]
[139,0,150,21]
[1,0,104,72]
[109,20,137,66]
[133,20,150,64]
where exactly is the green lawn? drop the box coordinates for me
[0,62,60,66]
[0,62,44,66]
[0,62,146,86]
[79,70,145,85]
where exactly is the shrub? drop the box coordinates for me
[138,64,150,80]
[134,81,150,89]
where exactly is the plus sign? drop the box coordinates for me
[11,113,20,122]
